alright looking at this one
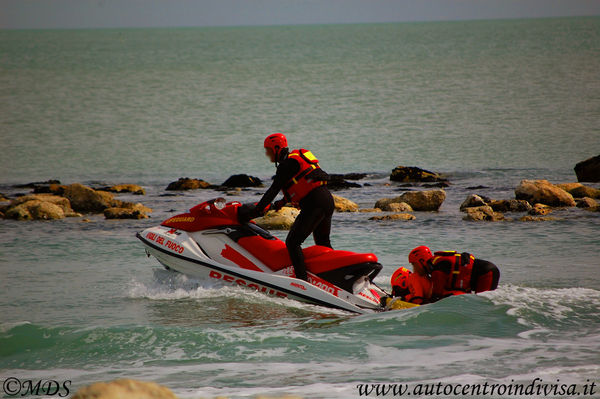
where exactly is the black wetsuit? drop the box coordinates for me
[256,149,334,280]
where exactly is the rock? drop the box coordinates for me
[515,180,576,207]
[71,379,179,399]
[519,216,558,222]
[576,197,598,208]
[0,193,9,202]
[63,183,116,213]
[556,183,600,199]
[374,190,445,212]
[463,206,505,221]
[104,207,149,219]
[332,194,359,212]
[98,184,146,195]
[253,207,299,230]
[166,177,211,191]
[529,203,553,216]
[327,175,362,190]
[574,154,600,182]
[221,174,263,187]
[359,208,382,213]
[382,202,413,212]
[460,194,488,211]
[5,200,65,220]
[488,199,532,213]
[13,179,61,189]
[32,183,66,195]
[369,213,416,221]
[390,166,448,183]
[4,194,81,220]
[398,189,446,211]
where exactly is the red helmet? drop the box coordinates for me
[390,267,411,289]
[408,246,433,269]
[264,133,288,153]
[390,266,411,297]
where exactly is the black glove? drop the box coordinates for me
[272,199,287,211]
[237,203,261,224]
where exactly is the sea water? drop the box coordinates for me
[1,18,599,398]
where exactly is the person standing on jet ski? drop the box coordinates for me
[389,246,500,304]
[238,133,334,281]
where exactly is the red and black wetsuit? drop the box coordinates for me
[256,148,333,280]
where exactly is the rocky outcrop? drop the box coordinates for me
[463,206,505,222]
[515,180,576,207]
[221,174,263,187]
[529,203,553,216]
[104,203,152,219]
[4,194,81,220]
[574,155,600,182]
[369,213,415,221]
[460,194,489,211]
[390,166,448,183]
[332,195,359,212]
[98,184,146,195]
[375,190,445,212]
[382,202,413,212]
[556,183,600,199]
[253,207,299,230]
[328,174,363,190]
[488,199,532,213]
[63,183,116,213]
[576,197,598,208]
[71,379,179,399]
[166,178,211,191]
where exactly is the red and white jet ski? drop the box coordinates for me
[136,198,388,313]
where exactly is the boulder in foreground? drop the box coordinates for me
[253,207,299,230]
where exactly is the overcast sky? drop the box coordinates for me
[1,0,599,30]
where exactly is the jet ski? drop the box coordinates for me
[136,198,391,314]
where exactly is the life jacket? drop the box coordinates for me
[390,267,432,304]
[429,251,475,294]
[282,149,327,205]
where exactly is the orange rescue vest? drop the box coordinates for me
[282,149,327,204]
[430,251,475,293]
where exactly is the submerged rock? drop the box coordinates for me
[71,379,179,399]
[519,215,559,222]
[463,206,505,222]
[253,206,299,230]
[529,203,553,216]
[574,154,600,182]
[166,177,211,191]
[98,184,146,195]
[489,199,532,213]
[327,174,362,190]
[515,180,576,207]
[221,174,263,187]
[332,194,359,212]
[369,213,415,221]
[390,166,448,183]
